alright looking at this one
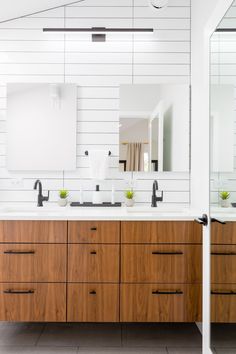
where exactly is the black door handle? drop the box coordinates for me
[211,218,226,225]
[195,214,208,226]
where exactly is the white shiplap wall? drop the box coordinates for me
[0,0,191,206]
[211,0,236,206]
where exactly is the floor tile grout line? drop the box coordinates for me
[34,323,46,346]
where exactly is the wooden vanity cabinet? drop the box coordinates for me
[211,222,236,323]
[0,221,67,322]
[0,220,201,323]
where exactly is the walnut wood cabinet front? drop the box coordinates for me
[0,220,201,323]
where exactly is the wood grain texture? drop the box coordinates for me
[211,284,236,323]
[120,284,201,323]
[0,221,67,243]
[68,244,119,282]
[121,221,202,244]
[211,245,236,284]
[211,222,236,245]
[67,283,119,322]
[0,244,67,282]
[0,283,66,322]
[121,244,202,283]
[68,221,120,244]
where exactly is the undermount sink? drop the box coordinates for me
[211,207,236,214]
[0,206,64,214]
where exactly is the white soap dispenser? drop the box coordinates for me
[92,185,102,205]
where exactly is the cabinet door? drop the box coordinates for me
[121,221,202,244]
[0,221,67,243]
[121,244,202,283]
[67,284,119,322]
[68,244,119,282]
[69,221,120,243]
[211,222,236,244]
[0,244,66,282]
[0,283,66,322]
[120,284,201,322]
[211,245,236,283]
[211,285,236,322]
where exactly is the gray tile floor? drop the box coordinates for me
[0,322,233,354]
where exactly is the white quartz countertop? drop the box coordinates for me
[0,204,201,221]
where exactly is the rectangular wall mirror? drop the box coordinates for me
[119,84,190,172]
[7,83,77,171]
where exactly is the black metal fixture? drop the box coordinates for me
[85,150,111,156]
[151,180,163,207]
[216,28,236,32]
[33,179,50,207]
[43,27,154,42]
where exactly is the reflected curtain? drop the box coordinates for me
[126,143,144,171]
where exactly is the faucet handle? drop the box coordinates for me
[156,190,163,202]
[44,191,50,202]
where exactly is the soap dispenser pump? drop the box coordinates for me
[92,185,102,204]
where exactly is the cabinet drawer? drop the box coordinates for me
[211,285,236,323]
[69,221,120,244]
[0,244,66,282]
[0,221,67,243]
[0,283,66,322]
[120,284,201,322]
[68,244,119,282]
[211,245,236,283]
[67,283,119,322]
[211,222,236,244]
[121,221,202,244]
[121,245,201,283]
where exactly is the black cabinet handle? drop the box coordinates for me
[90,251,97,255]
[152,251,183,255]
[152,290,183,295]
[211,252,236,256]
[211,290,236,296]
[4,289,35,295]
[3,250,35,255]
[211,218,226,225]
[90,227,97,231]
[89,290,96,295]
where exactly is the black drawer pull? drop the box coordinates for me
[3,250,35,255]
[89,290,97,295]
[152,251,183,255]
[90,227,97,231]
[4,289,35,295]
[90,251,97,255]
[211,252,236,256]
[211,290,236,296]
[152,290,183,295]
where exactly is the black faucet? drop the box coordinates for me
[151,180,163,207]
[34,180,50,207]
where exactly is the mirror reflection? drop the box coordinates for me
[119,84,190,172]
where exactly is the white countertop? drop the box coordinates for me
[0,204,200,221]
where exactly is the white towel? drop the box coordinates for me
[88,150,109,180]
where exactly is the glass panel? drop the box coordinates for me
[210,6,236,352]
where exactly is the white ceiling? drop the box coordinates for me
[0,0,82,22]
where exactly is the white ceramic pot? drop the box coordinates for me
[58,198,67,207]
[125,198,134,207]
[220,199,229,208]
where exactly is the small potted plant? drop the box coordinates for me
[58,189,69,207]
[125,189,134,207]
[219,191,230,208]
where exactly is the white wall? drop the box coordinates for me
[0,0,191,206]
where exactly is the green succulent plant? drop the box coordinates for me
[59,189,69,199]
[125,190,134,200]
[219,191,230,200]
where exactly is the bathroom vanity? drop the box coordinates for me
[0,211,203,323]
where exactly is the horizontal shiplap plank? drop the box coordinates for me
[77,133,119,145]
[66,63,132,76]
[134,52,190,64]
[134,41,190,53]
[0,52,65,64]
[0,40,64,52]
[0,63,63,75]
[77,121,119,133]
[77,98,119,110]
[66,52,132,64]
[134,64,190,76]
[77,110,119,122]
[66,7,133,18]
[134,6,190,18]
[77,87,119,99]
